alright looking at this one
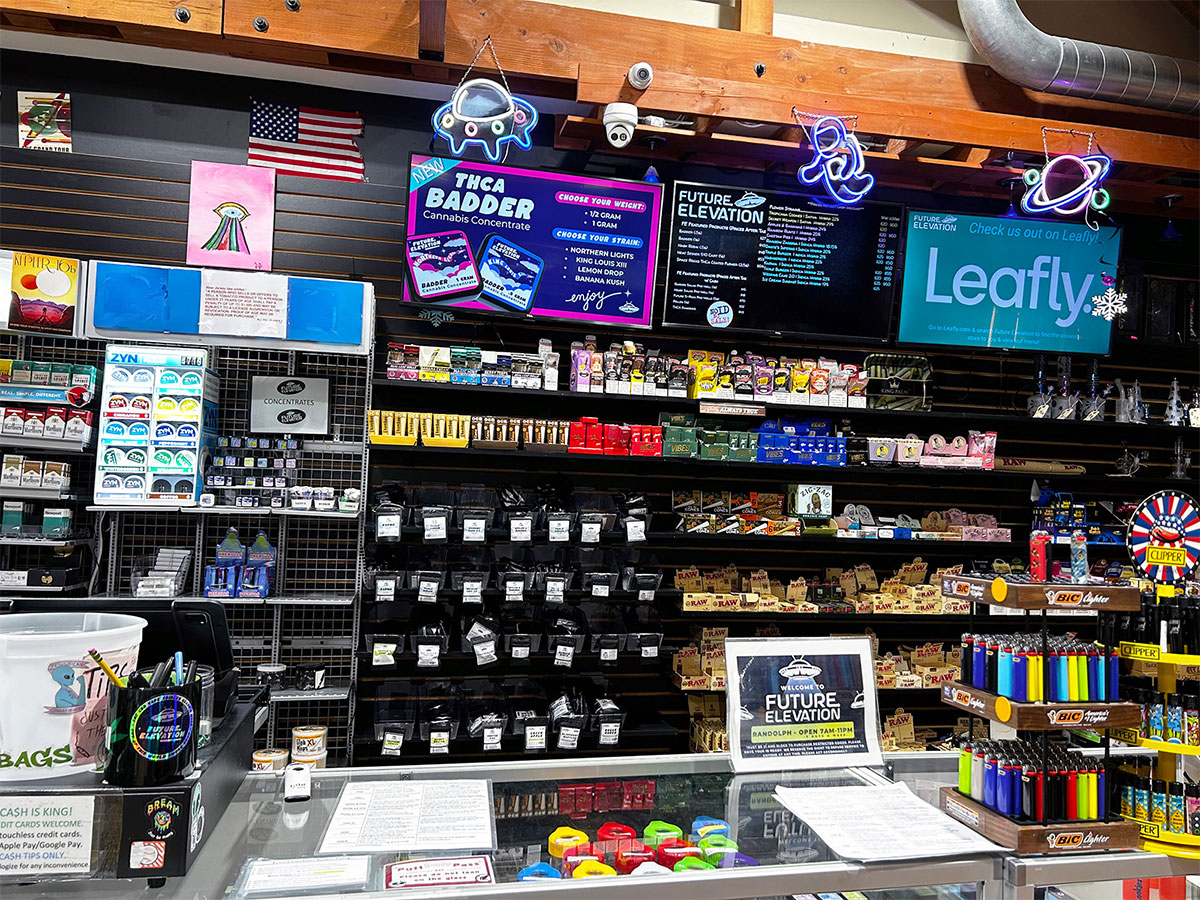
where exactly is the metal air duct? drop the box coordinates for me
[958,0,1199,114]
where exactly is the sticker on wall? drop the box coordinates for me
[18,91,71,152]
[186,161,276,271]
[432,37,537,163]
[1127,490,1200,584]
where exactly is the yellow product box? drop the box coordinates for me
[675,567,704,591]
[873,592,897,613]
[683,592,714,611]
[895,671,924,689]
[919,665,959,688]
[674,646,701,675]
[691,625,728,643]
[941,596,971,615]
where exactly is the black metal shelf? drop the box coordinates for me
[369,442,1175,492]
[357,651,666,679]
[372,377,1200,442]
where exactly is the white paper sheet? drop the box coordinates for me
[239,855,370,896]
[774,782,1002,862]
[318,780,494,854]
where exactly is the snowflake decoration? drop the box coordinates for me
[1090,286,1128,321]
[418,308,456,328]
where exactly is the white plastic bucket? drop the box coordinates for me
[0,613,146,781]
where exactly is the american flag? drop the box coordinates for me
[248,99,365,182]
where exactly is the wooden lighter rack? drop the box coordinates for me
[939,575,1142,611]
[939,683,1141,730]
[940,787,1140,854]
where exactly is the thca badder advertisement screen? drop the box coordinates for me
[403,154,662,327]
[898,210,1122,354]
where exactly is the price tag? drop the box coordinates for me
[509,516,533,543]
[511,643,530,660]
[581,521,601,544]
[371,643,397,666]
[625,519,646,543]
[473,639,497,666]
[505,579,525,602]
[554,643,575,668]
[376,514,401,539]
[591,582,610,598]
[462,578,483,604]
[641,643,659,659]
[638,589,655,602]
[375,577,396,601]
[423,514,447,541]
[462,516,487,543]
[548,517,571,542]
[524,724,547,752]
[600,647,618,662]
[545,578,566,603]
[417,643,441,668]
[382,731,404,756]
[557,725,580,750]
[417,577,440,603]
[429,730,449,754]
[598,721,621,745]
[483,725,503,751]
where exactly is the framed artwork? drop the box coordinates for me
[185,161,275,271]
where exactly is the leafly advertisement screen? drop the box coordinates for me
[662,181,902,340]
[403,154,663,327]
[898,210,1121,353]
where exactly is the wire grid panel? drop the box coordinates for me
[297,351,368,445]
[273,699,351,758]
[296,447,365,495]
[24,334,107,368]
[278,515,360,597]
[279,603,355,673]
[212,346,291,435]
[109,511,199,596]
[225,602,277,665]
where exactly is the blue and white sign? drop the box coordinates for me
[898,211,1121,354]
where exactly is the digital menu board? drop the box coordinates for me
[403,154,663,327]
[898,210,1121,353]
[662,181,902,339]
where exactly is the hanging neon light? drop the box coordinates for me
[1020,153,1111,216]
[432,77,538,163]
[797,116,874,206]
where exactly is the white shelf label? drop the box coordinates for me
[591,583,610,597]
[625,519,646,542]
[382,732,404,756]
[524,724,546,751]
[548,518,571,542]
[376,515,401,539]
[557,725,580,750]
[462,517,487,543]
[462,578,483,604]
[505,580,524,601]
[423,515,447,541]
[581,521,601,544]
[417,578,439,602]
[509,517,532,542]
[554,643,575,667]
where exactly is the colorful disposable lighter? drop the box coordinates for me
[690,816,730,840]
[698,834,739,861]
[673,857,715,872]
[562,843,606,875]
[717,852,760,868]
[656,838,701,867]
[643,821,683,848]
[518,863,561,880]
[548,826,589,858]
[597,822,638,844]
[572,861,616,878]
[613,843,655,874]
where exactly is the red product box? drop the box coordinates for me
[602,424,631,456]
[593,780,622,812]
[558,783,594,818]
[568,418,605,455]
[622,779,655,810]
[629,425,663,457]
[656,838,701,868]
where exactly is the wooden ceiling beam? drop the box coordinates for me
[575,62,1197,172]
[737,0,773,35]
[556,116,1199,217]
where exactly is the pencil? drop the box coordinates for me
[88,648,125,688]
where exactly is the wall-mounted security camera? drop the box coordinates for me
[627,62,654,91]
[603,102,638,149]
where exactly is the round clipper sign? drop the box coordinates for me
[706,301,733,328]
[1127,490,1200,583]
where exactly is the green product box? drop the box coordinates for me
[42,507,73,536]
[70,364,98,388]
[728,432,759,462]
[658,412,696,427]
[30,362,52,385]
[699,443,729,461]
[664,441,698,458]
[11,361,33,384]
[662,426,697,444]
[2,501,31,534]
[49,363,73,387]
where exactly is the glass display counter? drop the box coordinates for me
[5,752,1195,900]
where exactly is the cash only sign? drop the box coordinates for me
[726,636,883,772]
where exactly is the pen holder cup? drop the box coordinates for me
[104,673,201,787]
